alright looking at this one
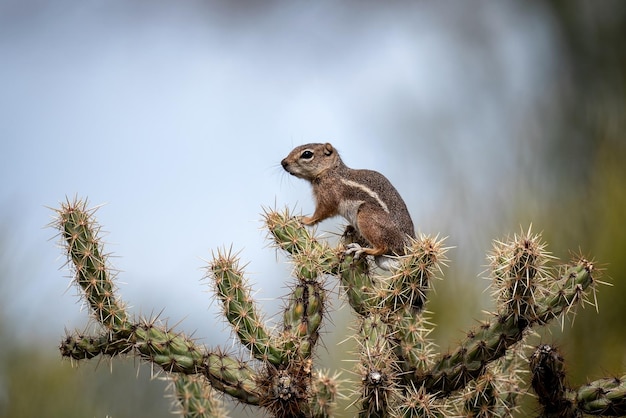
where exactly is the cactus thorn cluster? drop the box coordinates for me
[53,197,622,417]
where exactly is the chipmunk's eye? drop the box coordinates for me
[300,150,314,160]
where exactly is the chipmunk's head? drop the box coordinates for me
[281,143,341,180]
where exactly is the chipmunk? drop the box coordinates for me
[281,143,415,268]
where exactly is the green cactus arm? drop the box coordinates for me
[391,307,436,373]
[309,370,339,418]
[576,376,626,416]
[461,361,522,418]
[356,312,400,418]
[169,374,230,418]
[462,372,499,418]
[535,261,596,323]
[394,383,449,418]
[337,255,380,316]
[413,231,594,396]
[59,327,261,405]
[53,198,130,332]
[202,350,261,405]
[59,331,261,405]
[130,321,206,374]
[416,260,594,395]
[487,229,554,324]
[282,281,325,360]
[263,208,340,275]
[384,234,448,316]
[209,248,284,366]
[60,332,130,359]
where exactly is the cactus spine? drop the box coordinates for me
[53,197,623,417]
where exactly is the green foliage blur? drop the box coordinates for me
[535,1,626,385]
[0,349,171,418]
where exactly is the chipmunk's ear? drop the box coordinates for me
[323,143,334,156]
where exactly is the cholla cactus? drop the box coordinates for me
[52,197,624,417]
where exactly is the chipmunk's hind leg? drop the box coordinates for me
[352,205,394,256]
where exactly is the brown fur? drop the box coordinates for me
[281,143,415,256]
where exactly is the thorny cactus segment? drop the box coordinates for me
[416,312,524,395]
[577,376,626,416]
[257,360,314,418]
[53,198,129,332]
[537,261,596,323]
[282,281,325,360]
[385,234,448,315]
[374,233,448,378]
[357,313,399,418]
[131,321,205,374]
[416,257,595,396]
[209,249,284,366]
[530,344,572,416]
[338,256,379,316]
[460,364,522,418]
[264,208,338,272]
[61,320,207,371]
[203,351,260,405]
[310,371,340,418]
[462,371,499,418]
[530,344,626,417]
[397,384,448,418]
[487,347,524,417]
[60,332,128,360]
[169,374,228,418]
[123,305,292,401]
[392,308,436,372]
[488,228,553,322]
[60,323,260,405]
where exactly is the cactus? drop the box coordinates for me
[530,344,626,417]
[52,197,624,417]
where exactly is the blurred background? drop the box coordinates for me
[1,0,625,416]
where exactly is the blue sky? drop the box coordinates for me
[0,1,558,347]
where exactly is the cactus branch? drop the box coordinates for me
[281,280,326,360]
[209,248,284,366]
[414,259,594,396]
[169,374,229,418]
[54,198,262,413]
[52,198,621,417]
[53,198,129,332]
